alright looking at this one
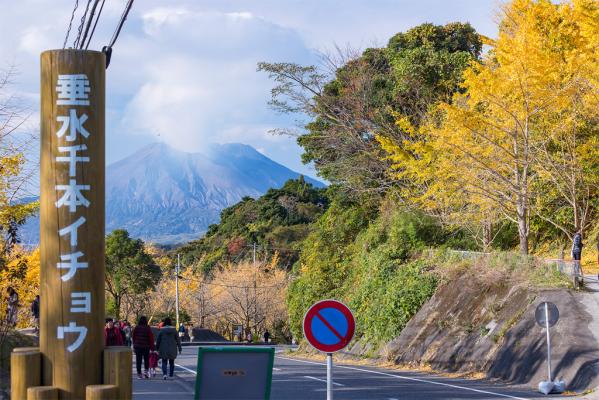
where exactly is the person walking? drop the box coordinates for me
[263,329,271,343]
[132,316,154,379]
[30,295,40,333]
[114,321,127,344]
[178,323,186,342]
[105,318,124,346]
[123,321,132,347]
[5,287,18,327]
[572,231,584,287]
[156,317,181,380]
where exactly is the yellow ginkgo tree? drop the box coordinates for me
[379,0,599,254]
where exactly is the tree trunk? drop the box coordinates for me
[482,221,492,251]
[517,199,529,255]
[517,218,528,254]
[114,295,121,320]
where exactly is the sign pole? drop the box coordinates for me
[545,302,552,382]
[40,49,105,399]
[327,353,333,400]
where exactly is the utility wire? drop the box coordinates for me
[73,0,93,49]
[108,0,134,47]
[103,0,134,68]
[79,0,100,49]
[84,0,106,50]
[63,0,80,49]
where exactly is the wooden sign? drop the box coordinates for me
[40,49,105,399]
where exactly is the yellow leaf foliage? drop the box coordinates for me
[379,0,599,243]
[0,246,40,328]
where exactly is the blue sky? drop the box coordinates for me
[0,0,501,186]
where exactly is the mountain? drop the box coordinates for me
[19,143,324,245]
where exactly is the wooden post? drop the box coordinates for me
[27,387,59,400]
[11,350,41,400]
[103,347,132,400]
[85,385,118,400]
[12,346,40,353]
[40,49,105,400]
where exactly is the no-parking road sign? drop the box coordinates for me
[303,300,355,353]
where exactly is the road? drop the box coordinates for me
[133,345,547,400]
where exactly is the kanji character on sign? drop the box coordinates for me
[56,74,90,106]
[58,216,86,247]
[55,179,90,212]
[56,145,90,177]
[57,322,88,352]
[57,251,88,281]
[56,110,90,141]
[70,292,91,313]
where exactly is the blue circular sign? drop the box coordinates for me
[303,300,355,353]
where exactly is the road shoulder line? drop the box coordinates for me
[276,356,530,400]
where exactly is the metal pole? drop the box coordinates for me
[545,302,552,382]
[327,353,333,400]
[176,254,180,330]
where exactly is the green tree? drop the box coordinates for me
[105,229,162,319]
[258,22,482,198]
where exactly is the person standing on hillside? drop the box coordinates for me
[30,295,40,333]
[5,287,18,327]
[572,231,584,282]
[132,316,154,379]
[156,317,182,380]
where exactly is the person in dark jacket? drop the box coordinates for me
[572,231,584,277]
[105,318,124,346]
[5,287,18,327]
[156,317,182,379]
[30,295,40,333]
[132,316,155,379]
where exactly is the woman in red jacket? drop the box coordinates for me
[132,316,155,379]
[104,318,124,346]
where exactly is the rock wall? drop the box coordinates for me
[379,273,599,390]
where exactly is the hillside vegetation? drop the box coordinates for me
[179,177,328,273]
[174,1,599,347]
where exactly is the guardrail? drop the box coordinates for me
[436,249,576,277]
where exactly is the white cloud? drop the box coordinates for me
[19,26,57,56]
[116,7,315,154]
[0,0,500,181]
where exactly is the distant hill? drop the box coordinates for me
[19,143,323,245]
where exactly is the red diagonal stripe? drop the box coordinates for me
[316,311,344,341]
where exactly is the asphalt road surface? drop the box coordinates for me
[133,345,547,400]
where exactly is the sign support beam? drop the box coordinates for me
[327,353,333,400]
[545,302,552,382]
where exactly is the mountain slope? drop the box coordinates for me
[21,143,323,245]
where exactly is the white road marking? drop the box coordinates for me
[175,363,197,375]
[276,357,530,400]
[273,367,281,371]
[303,375,345,386]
